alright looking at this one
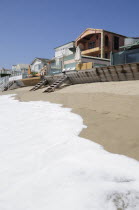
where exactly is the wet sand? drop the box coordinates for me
[1,80,139,160]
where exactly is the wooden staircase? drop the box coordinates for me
[43,75,68,93]
[30,79,48,91]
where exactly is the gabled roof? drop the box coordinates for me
[75,28,102,42]
[75,28,126,44]
[31,57,50,65]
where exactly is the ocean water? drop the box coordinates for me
[0,94,139,210]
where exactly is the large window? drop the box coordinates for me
[126,52,139,63]
[88,41,95,49]
[114,36,119,50]
[105,35,109,47]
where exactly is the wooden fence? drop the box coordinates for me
[44,62,139,86]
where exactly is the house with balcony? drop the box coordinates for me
[75,28,126,60]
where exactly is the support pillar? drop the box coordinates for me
[101,30,104,59]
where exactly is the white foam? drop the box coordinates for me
[0,94,139,210]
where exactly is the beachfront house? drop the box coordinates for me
[111,37,139,65]
[47,41,76,75]
[75,28,126,59]
[54,41,76,71]
[31,58,49,73]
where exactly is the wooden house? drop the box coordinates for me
[75,28,126,59]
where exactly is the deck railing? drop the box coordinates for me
[0,76,10,91]
[0,72,23,91]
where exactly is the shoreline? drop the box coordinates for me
[1,80,139,161]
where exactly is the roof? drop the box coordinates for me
[75,28,126,43]
[54,41,75,49]
[16,64,29,69]
[31,58,50,65]
[120,40,139,50]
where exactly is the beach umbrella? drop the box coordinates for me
[75,46,82,64]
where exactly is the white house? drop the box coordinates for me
[54,41,76,70]
[31,58,49,73]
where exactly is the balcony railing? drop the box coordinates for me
[81,47,100,55]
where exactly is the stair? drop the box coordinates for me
[43,75,67,93]
[30,79,48,91]
[3,81,14,91]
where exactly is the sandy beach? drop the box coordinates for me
[1,80,139,161]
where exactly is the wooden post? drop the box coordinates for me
[28,65,31,75]
[101,30,104,59]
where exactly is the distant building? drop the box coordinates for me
[12,64,29,78]
[111,37,139,65]
[0,68,11,77]
[12,64,29,72]
[31,58,49,73]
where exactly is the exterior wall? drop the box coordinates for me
[31,60,43,73]
[55,42,75,58]
[82,57,110,67]
[104,31,125,58]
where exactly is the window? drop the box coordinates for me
[105,53,108,58]
[105,35,109,47]
[126,52,139,63]
[114,36,119,50]
[88,41,95,49]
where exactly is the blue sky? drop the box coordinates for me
[0,0,139,68]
